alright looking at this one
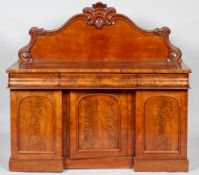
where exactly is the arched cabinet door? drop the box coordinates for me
[135,90,188,172]
[69,90,134,159]
[10,90,63,172]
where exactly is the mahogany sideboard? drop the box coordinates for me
[6,2,191,172]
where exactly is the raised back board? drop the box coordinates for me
[18,2,182,66]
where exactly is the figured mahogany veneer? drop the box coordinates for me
[8,73,189,89]
[7,2,191,172]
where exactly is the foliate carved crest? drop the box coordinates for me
[154,27,182,65]
[153,27,171,35]
[83,2,116,29]
[18,27,46,64]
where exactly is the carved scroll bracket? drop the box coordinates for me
[83,2,116,29]
[154,27,182,66]
[18,27,46,64]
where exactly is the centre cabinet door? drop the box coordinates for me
[69,90,134,159]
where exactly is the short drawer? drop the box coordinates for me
[137,74,189,88]
[9,73,59,88]
[60,74,137,88]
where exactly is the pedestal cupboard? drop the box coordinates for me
[7,2,191,172]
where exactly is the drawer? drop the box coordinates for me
[60,74,137,88]
[138,74,189,88]
[8,73,189,89]
[61,73,189,89]
[9,73,59,88]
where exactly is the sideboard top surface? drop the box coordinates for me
[7,61,191,73]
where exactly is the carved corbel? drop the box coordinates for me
[154,27,182,65]
[18,27,46,64]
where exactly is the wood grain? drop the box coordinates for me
[9,73,59,87]
[143,95,180,153]
[10,90,63,169]
[7,61,191,74]
[135,90,188,160]
[69,90,131,159]
[18,96,54,153]
[18,3,181,66]
[78,94,120,150]
[8,73,189,89]
[9,159,63,172]
[134,159,188,172]
[64,157,134,168]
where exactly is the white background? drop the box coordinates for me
[0,0,199,174]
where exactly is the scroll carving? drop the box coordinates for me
[154,27,182,65]
[83,2,116,29]
[153,27,171,35]
[18,27,46,64]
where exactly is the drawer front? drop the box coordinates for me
[61,73,189,89]
[9,73,59,88]
[8,73,189,89]
[61,74,137,88]
[138,74,189,88]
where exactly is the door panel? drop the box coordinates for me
[11,90,62,160]
[18,96,54,153]
[78,94,120,151]
[144,96,180,153]
[70,90,133,159]
[136,90,188,160]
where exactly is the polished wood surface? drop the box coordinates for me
[17,2,182,65]
[7,2,191,172]
[29,20,170,63]
[69,90,133,159]
[8,72,189,89]
[9,90,63,171]
[134,159,188,172]
[136,90,188,159]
